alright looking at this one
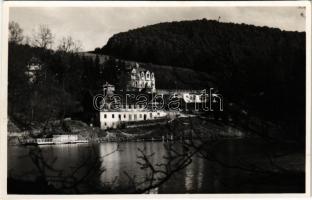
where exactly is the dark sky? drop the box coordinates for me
[10,6,306,51]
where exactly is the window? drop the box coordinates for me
[150,113,152,118]
[118,114,121,120]
[134,114,137,120]
[104,114,107,118]
[112,114,114,118]
[124,114,126,118]
[104,122,106,126]
[129,114,132,120]
[157,113,160,115]
[139,114,142,118]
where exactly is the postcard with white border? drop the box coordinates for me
[1,1,311,199]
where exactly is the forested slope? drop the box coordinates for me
[100,19,306,139]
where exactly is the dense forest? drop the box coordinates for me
[8,19,306,141]
[8,43,104,129]
[100,19,306,140]
[8,31,112,128]
[8,22,134,129]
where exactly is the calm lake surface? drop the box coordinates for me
[8,139,305,194]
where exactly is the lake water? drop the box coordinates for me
[8,139,305,194]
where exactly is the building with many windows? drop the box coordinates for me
[100,82,167,129]
[100,106,167,129]
[126,63,156,93]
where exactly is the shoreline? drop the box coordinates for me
[8,117,247,146]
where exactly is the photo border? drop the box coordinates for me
[1,1,311,199]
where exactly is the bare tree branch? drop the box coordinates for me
[57,36,83,53]
[31,24,54,49]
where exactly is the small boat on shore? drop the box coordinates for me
[52,135,89,144]
[19,135,89,146]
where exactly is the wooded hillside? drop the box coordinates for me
[100,19,306,139]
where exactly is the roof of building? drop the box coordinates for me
[103,82,115,87]
[129,63,154,75]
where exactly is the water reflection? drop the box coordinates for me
[8,140,304,193]
[99,143,120,187]
[7,142,231,193]
[97,142,170,191]
[184,155,204,192]
[196,156,204,191]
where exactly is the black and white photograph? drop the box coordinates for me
[2,1,311,197]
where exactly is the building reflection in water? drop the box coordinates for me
[9,139,301,193]
[99,143,120,188]
[98,142,167,191]
[185,155,204,192]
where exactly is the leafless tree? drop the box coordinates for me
[31,24,54,49]
[124,116,304,193]
[11,116,303,194]
[20,143,120,194]
[124,141,202,193]
[9,21,24,44]
[57,36,83,53]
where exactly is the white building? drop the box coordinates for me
[128,63,156,93]
[182,93,208,103]
[25,57,42,83]
[99,64,167,130]
[103,82,115,96]
[100,108,167,129]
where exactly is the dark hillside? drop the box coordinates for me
[102,19,305,74]
[8,43,102,129]
[80,52,217,89]
[138,62,217,89]
[100,19,306,140]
